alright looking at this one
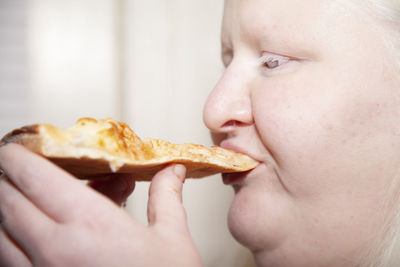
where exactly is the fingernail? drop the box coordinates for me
[173,164,186,182]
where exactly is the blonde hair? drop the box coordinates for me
[356,0,400,67]
[359,179,400,267]
[363,0,400,23]
[363,2,400,266]
[340,1,400,266]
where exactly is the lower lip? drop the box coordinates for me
[222,170,251,185]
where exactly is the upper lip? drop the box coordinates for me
[219,140,262,163]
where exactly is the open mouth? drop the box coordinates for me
[218,140,262,185]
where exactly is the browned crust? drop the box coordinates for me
[0,125,44,153]
[0,125,39,145]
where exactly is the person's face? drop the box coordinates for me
[203,0,400,266]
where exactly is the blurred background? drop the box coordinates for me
[0,0,255,266]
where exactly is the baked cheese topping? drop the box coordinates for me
[1,118,259,179]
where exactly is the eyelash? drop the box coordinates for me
[259,53,290,70]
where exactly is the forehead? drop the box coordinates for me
[222,0,351,46]
[223,0,335,21]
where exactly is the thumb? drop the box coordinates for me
[147,164,187,231]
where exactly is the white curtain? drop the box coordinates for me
[0,0,30,134]
[0,0,255,266]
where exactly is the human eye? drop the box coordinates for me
[259,52,290,70]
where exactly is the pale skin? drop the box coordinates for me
[2,0,400,266]
[203,0,400,266]
[0,144,202,267]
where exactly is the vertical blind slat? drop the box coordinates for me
[0,0,29,136]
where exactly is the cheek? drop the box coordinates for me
[245,77,400,261]
[252,81,336,172]
[252,76,400,198]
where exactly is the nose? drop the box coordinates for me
[203,64,253,137]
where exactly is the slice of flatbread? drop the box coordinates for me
[0,118,258,181]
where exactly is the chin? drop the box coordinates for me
[227,191,299,267]
[227,189,263,250]
[225,162,293,261]
[227,184,289,254]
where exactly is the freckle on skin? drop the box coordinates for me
[175,173,185,183]
[173,188,180,194]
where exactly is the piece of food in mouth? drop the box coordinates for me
[0,118,259,181]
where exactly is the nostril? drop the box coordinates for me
[221,120,246,128]
[222,120,236,127]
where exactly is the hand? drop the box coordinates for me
[0,144,203,267]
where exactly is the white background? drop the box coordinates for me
[0,0,255,266]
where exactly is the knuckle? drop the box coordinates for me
[0,182,18,223]
[15,166,40,197]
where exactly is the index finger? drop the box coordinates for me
[0,144,105,222]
